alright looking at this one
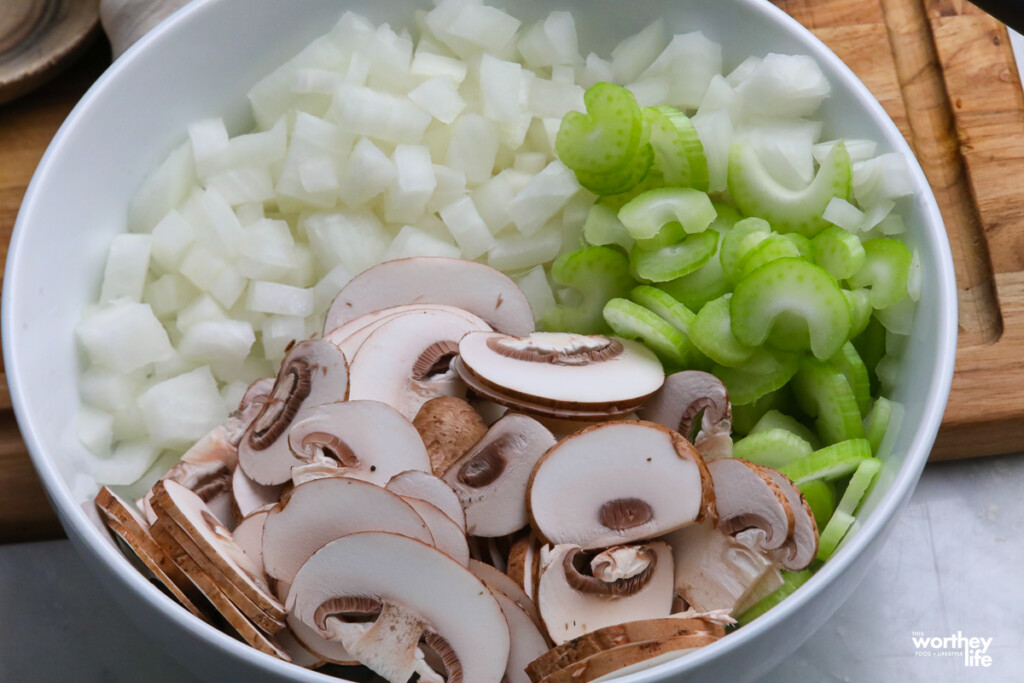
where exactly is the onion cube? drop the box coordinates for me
[446,114,499,184]
[205,166,275,206]
[138,366,229,448]
[383,225,462,261]
[79,366,145,414]
[77,303,174,373]
[262,315,308,361]
[304,209,390,273]
[693,109,734,194]
[508,161,579,235]
[128,142,195,233]
[385,145,437,224]
[367,25,415,93]
[515,265,557,322]
[235,202,265,226]
[528,78,584,119]
[198,188,244,255]
[479,55,525,127]
[410,51,467,84]
[236,219,296,281]
[471,171,519,235]
[814,139,878,165]
[339,138,397,207]
[246,281,314,317]
[735,54,831,119]
[854,154,915,208]
[640,32,723,109]
[580,53,614,89]
[332,83,431,144]
[221,117,289,172]
[518,12,579,68]
[446,5,520,54]
[313,264,354,315]
[100,234,152,305]
[439,197,495,259]
[208,265,248,309]
[409,77,466,125]
[280,245,317,289]
[626,78,671,107]
[84,439,162,487]
[427,165,467,214]
[179,320,256,370]
[823,198,866,232]
[487,228,562,272]
[299,156,340,194]
[178,243,227,292]
[513,153,548,175]
[188,118,230,177]
[292,68,344,94]
[611,19,669,85]
[77,404,115,458]
[176,294,229,333]
[144,273,198,318]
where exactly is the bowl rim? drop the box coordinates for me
[1,0,958,680]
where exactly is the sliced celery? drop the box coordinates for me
[737,570,813,625]
[731,387,792,434]
[629,286,696,332]
[632,230,720,282]
[785,233,814,260]
[712,347,800,406]
[597,170,666,211]
[750,409,822,449]
[847,238,913,309]
[737,234,804,281]
[583,204,634,252]
[541,246,635,334]
[575,142,654,196]
[690,295,755,367]
[645,106,709,191]
[852,317,886,395]
[604,298,692,368]
[791,357,863,444]
[733,428,814,469]
[779,439,872,486]
[729,140,852,237]
[798,480,836,530]
[863,396,893,454]
[618,187,717,240]
[816,457,882,560]
[829,342,871,416]
[658,247,731,312]
[813,225,866,280]
[730,258,852,361]
[556,82,643,174]
[720,217,771,284]
[844,288,872,338]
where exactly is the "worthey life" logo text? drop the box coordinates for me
[911,631,993,667]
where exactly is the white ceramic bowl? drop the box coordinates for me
[2,0,957,681]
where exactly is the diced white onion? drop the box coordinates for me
[487,228,562,272]
[77,404,114,458]
[823,198,866,232]
[611,19,669,85]
[77,303,174,373]
[100,234,152,305]
[246,281,314,317]
[514,266,557,323]
[138,366,229,448]
[507,161,579,235]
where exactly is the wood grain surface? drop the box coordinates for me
[1,2,1023,541]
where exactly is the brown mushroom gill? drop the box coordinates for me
[562,547,656,597]
[248,360,312,450]
[295,432,359,468]
[598,498,654,531]
[486,335,623,366]
[314,596,384,628]
[412,340,460,381]
[457,435,514,488]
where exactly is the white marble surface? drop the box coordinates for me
[2,452,1022,682]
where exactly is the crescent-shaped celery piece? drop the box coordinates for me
[656,204,739,311]
[556,82,643,174]
[730,258,852,361]
[732,428,814,469]
[628,285,696,332]
[792,357,863,444]
[711,346,800,406]
[816,457,882,560]
[541,246,635,335]
[575,142,654,196]
[731,387,792,434]
[812,225,866,281]
[603,298,691,368]
[863,396,893,454]
[778,438,873,486]
[583,204,634,252]
[720,217,771,284]
[596,170,665,211]
[728,140,852,238]
[645,105,709,191]
[618,187,717,241]
[829,342,871,416]
[736,233,804,282]
[631,230,720,282]
[750,409,822,450]
[785,233,814,260]
[690,295,755,367]
[736,569,813,625]
[852,316,886,394]
[797,480,836,531]
[844,289,872,339]
[847,238,913,309]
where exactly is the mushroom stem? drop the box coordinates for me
[341,602,426,683]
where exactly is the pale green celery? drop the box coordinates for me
[816,457,882,560]
[645,106,709,191]
[844,288,872,338]
[847,238,913,309]
[863,396,893,454]
[737,570,813,625]
[731,387,793,435]
[792,357,864,444]
[690,295,755,367]
[583,204,634,252]
[629,286,696,333]
[829,342,871,416]
[618,187,717,240]
[542,246,635,334]
[750,409,822,449]
[632,231,719,282]
[604,298,692,368]
[778,438,873,485]
[813,225,866,280]
[597,170,666,211]
[720,217,771,284]
[733,428,814,469]
[575,142,654,196]
[556,82,643,174]
[737,234,804,281]
[797,480,836,531]
[712,346,801,406]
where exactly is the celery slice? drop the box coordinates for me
[729,140,852,237]
[863,396,893,454]
[737,570,813,625]
[541,246,635,334]
[812,225,866,280]
[556,82,643,174]
[604,298,691,368]
[712,347,800,406]
[844,288,872,338]
[797,480,836,530]
[720,217,771,284]
[583,204,635,252]
[750,409,822,449]
[779,439,872,485]
[829,342,871,416]
[852,316,886,395]
[847,238,913,309]
[632,230,719,282]
[597,170,666,211]
[646,106,709,191]
[575,142,654,196]
[732,387,792,434]
[730,258,852,361]
[792,357,863,444]
[785,233,814,260]
[690,295,755,367]
[737,234,803,281]
[733,428,814,469]
[618,187,717,240]
[816,457,882,560]
[629,286,696,332]
[657,248,731,312]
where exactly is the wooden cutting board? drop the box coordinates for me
[0,1,1021,541]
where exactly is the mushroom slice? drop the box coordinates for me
[666,521,784,614]
[386,470,466,532]
[147,520,291,661]
[639,371,734,460]
[455,332,664,420]
[94,487,209,622]
[708,458,794,550]
[275,626,327,670]
[529,422,713,550]
[224,376,276,444]
[348,309,491,420]
[231,465,283,524]
[285,400,432,486]
[537,542,675,645]
[141,457,235,528]
[261,477,433,586]
[403,497,470,566]
[287,612,360,666]
[324,257,535,336]
[232,508,271,577]
[469,559,543,631]
[150,480,285,622]
[526,617,724,681]
[413,397,490,476]
[759,467,819,570]
[444,414,556,537]
[508,533,543,600]
[238,340,349,485]
[537,633,717,683]
[489,587,550,683]
[288,531,511,683]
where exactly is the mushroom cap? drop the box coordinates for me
[413,396,491,477]
[285,400,432,486]
[386,470,466,532]
[347,308,491,420]
[707,458,794,550]
[638,371,732,444]
[323,257,535,336]
[261,476,433,585]
[231,508,271,577]
[760,467,819,570]
[455,332,664,419]
[238,340,349,485]
[507,533,542,601]
[538,633,717,683]
[288,531,510,683]
[468,559,543,631]
[528,421,713,550]
[489,588,549,683]
[536,542,675,645]
[231,465,283,523]
[403,497,470,566]
[443,413,556,538]
[286,612,358,666]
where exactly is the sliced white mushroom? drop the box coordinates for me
[443,413,555,537]
[529,421,713,550]
[348,309,491,420]
[488,588,549,683]
[538,633,718,683]
[386,470,466,532]
[275,626,327,670]
[284,400,432,486]
[286,611,361,666]
[468,559,542,631]
[508,533,543,601]
[141,457,235,528]
[455,332,664,419]
[665,521,784,615]
[261,477,433,586]
[639,371,734,460]
[536,542,675,645]
[288,531,511,683]
[759,466,819,570]
[231,465,283,523]
[238,340,349,485]
[404,497,469,566]
[708,458,794,551]
[231,508,271,577]
[225,376,276,444]
[324,257,535,336]
[413,396,490,476]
